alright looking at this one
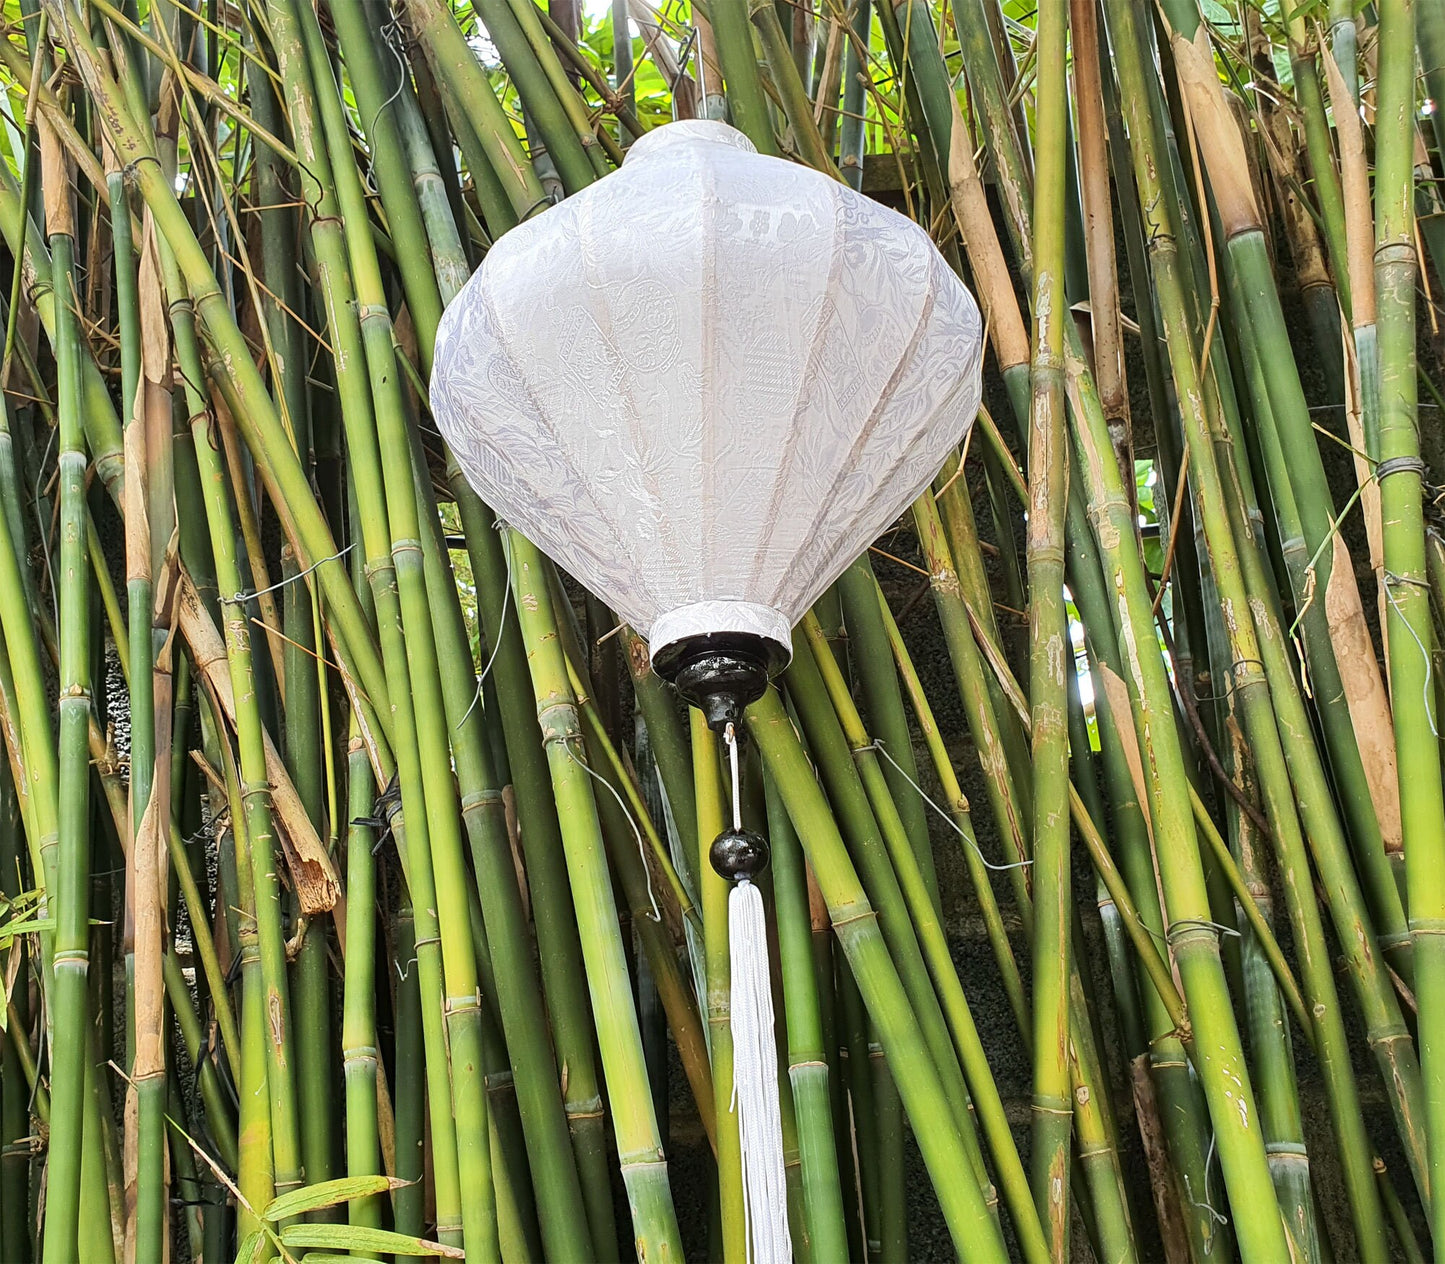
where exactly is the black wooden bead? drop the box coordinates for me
[709,827,770,881]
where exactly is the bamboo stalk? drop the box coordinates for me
[799,613,1049,1261]
[1374,0,1445,1237]
[764,765,850,1262]
[692,713,746,1260]
[749,687,1012,1261]
[509,531,685,1260]
[1027,0,1071,1244]
[38,112,103,1264]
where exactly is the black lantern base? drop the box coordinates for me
[650,631,789,733]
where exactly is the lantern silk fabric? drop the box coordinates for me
[430,119,984,664]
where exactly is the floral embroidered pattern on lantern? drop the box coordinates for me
[429,117,984,650]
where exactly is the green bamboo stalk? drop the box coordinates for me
[748,687,1012,1261]
[459,498,619,1254]
[549,611,694,927]
[747,0,836,172]
[342,718,382,1229]
[391,79,473,302]
[398,0,548,218]
[1374,0,1445,1236]
[324,0,445,371]
[559,644,715,1153]
[0,756,29,1264]
[784,632,997,1200]
[911,479,1129,1209]
[911,491,1032,886]
[693,714,747,1261]
[837,559,938,913]
[151,190,306,1230]
[798,614,1049,1261]
[44,4,392,723]
[281,549,335,1199]
[39,121,104,1264]
[710,1,780,156]
[193,424,307,1199]
[308,12,500,1247]
[899,572,1148,1263]
[387,73,619,1241]
[413,464,601,1260]
[838,0,871,189]
[836,958,881,1259]
[160,949,239,1172]
[476,0,601,188]
[390,895,426,1258]
[1027,0,1071,1243]
[461,886,546,1262]
[624,630,701,888]
[871,587,1028,1034]
[1160,0,1401,947]
[257,0,478,1243]
[1212,295,1431,1197]
[870,1032,906,1263]
[764,765,850,1262]
[509,531,685,1260]
[1222,686,1325,1259]
[509,1,624,167]
[1107,6,1390,1249]
[0,139,124,508]
[218,712,274,1248]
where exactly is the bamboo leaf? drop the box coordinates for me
[261,1174,407,1221]
[278,1224,465,1257]
[232,1230,264,1264]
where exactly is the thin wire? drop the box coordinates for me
[564,735,662,922]
[1165,917,1242,943]
[368,11,410,150]
[226,541,355,605]
[1383,569,1438,737]
[861,739,1031,872]
[1185,1131,1228,1228]
[459,520,513,730]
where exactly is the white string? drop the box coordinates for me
[863,739,1032,873]
[226,541,357,605]
[1383,570,1438,737]
[729,878,793,1264]
[459,519,514,730]
[563,737,662,923]
[725,722,742,831]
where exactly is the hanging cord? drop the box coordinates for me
[565,736,662,923]
[727,721,743,831]
[226,541,356,605]
[723,723,792,1264]
[1383,568,1438,737]
[861,739,1031,873]
[458,519,514,730]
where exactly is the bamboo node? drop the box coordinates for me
[1408,920,1445,937]
[1166,918,1240,946]
[536,700,582,742]
[828,905,878,930]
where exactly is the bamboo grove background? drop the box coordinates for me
[0,0,1440,1257]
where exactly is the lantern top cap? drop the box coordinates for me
[622,118,759,165]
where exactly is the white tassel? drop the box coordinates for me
[729,876,793,1264]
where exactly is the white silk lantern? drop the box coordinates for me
[431,118,983,684]
[431,118,983,1264]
